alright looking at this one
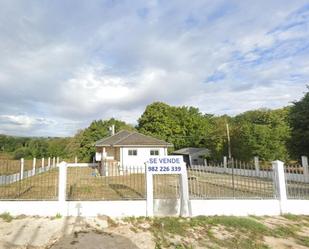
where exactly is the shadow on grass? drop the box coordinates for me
[109,184,144,199]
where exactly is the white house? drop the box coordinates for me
[95,130,173,168]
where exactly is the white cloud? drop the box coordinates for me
[0,0,308,136]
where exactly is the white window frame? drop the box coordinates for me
[150,149,159,156]
[128,149,138,156]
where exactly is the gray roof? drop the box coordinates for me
[172,147,210,156]
[95,130,173,147]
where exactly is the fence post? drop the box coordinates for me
[75,156,77,164]
[272,160,287,214]
[146,170,154,217]
[20,158,24,180]
[42,157,45,169]
[223,156,227,172]
[52,157,56,167]
[48,157,51,168]
[32,157,36,176]
[56,157,59,165]
[302,156,309,182]
[58,162,67,204]
[254,156,260,175]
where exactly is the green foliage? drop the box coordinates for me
[289,87,309,158]
[70,118,135,161]
[0,135,30,153]
[138,102,220,157]
[2,88,309,162]
[0,118,133,162]
[13,147,32,159]
[231,108,291,161]
[55,213,62,219]
[138,102,292,161]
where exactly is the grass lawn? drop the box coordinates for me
[0,168,59,200]
[0,166,308,200]
[0,159,45,175]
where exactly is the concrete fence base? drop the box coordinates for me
[1,199,309,217]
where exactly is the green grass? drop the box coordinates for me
[0,212,14,222]
[122,215,309,249]
[296,236,309,247]
[281,213,301,221]
[125,216,273,249]
[204,216,270,234]
[55,213,62,219]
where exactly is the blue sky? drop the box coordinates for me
[0,0,308,136]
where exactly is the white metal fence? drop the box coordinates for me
[194,156,309,200]
[0,157,59,186]
[1,157,309,217]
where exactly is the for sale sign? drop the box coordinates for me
[145,156,190,217]
[146,156,186,174]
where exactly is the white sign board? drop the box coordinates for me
[145,156,190,217]
[146,156,186,175]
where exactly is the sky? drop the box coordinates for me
[0,0,308,137]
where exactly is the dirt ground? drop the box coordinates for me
[0,214,309,249]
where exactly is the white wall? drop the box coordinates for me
[190,200,281,216]
[0,201,147,217]
[121,147,167,167]
[1,200,309,217]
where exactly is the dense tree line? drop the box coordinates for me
[0,118,134,161]
[1,88,308,162]
[289,87,309,158]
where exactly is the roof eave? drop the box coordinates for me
[96,144,173,147]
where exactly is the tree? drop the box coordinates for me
[71,118,134,161]
[26,139,49,158]
[13,147,32,159]
[138,102,215,152]
[231,108,291,161]
[47,137,71,158]
[289,87,309,157]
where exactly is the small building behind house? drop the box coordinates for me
[172,147,210,166]
[95,130,173,174]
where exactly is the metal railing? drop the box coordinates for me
[153,174,180,199]
[0,158,59,200]
[66,164,146,200]
[285,164,309,199]
[188,160,275,199]
[1,157,309,201]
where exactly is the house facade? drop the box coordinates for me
[95,130,173,167]
[172,147,210,166]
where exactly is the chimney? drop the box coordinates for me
[109,125,115,136]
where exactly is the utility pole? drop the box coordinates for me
[226,122,234,198]
[226,123,232,159]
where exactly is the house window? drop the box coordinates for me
[128,149,137,156]
[150,150,159,156]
